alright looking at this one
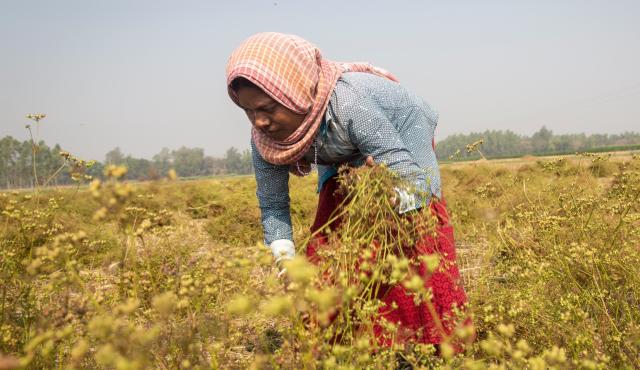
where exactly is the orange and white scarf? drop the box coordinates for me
[226,32,398,174]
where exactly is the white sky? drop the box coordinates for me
[1,0,639,161]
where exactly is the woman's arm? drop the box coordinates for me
[251,139,295,259]
[333,83,440,211]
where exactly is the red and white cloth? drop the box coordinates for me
[226,32,397,170]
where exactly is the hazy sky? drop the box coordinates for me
[1,0,639,161]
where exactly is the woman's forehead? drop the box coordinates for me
[236,85,275,109]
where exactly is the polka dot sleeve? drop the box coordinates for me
[331,77,439,208]
[251,139,293,246]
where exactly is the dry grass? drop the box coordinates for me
[1,153,639,369]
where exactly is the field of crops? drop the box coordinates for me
[1,152,639,369]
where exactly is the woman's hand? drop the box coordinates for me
[365,156,399,207]
[365,155,376,167]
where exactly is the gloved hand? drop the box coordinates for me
[366,155,418,214]
[393,187,418,214]
[275,255,292,278]
[270,239,295,289]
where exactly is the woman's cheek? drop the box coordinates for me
[246,113,257,127]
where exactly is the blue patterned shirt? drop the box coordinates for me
[251,72,441,257]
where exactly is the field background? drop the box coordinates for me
[1,151,639,369]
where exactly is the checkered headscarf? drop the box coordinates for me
[226,32,398,173]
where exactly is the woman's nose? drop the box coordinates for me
[254,112,270,130]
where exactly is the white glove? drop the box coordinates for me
[270,239,295,277]
[393,187,418,214]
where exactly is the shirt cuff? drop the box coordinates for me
[270,239,295,260]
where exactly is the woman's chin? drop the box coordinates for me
[266,131,287,141]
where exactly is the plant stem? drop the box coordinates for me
[27,126,40,204]
[42,163,68,188]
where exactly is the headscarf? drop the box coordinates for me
[226,32,398,175]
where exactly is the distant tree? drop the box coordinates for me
[172,147,205,177]
[152,147,173,176]
[224,147,243,174]
[240,149,253,174]
[204,156,226,175]
[123,156,153,180]
[531,126,553,152]
[0,137,19,188]
[105,147,125,164]
[17,140,32,188]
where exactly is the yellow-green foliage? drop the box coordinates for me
[0,153,639,369]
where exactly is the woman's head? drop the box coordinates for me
[225,32,341,167]
[230,77,305,142]
[225,32,396,168]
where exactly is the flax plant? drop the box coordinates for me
[25,114,46,199]
[1,134,639,369]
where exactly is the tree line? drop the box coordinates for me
[0,136,253,189]
[1,127,639,189]
[103,146,253,180]
[434,126,640,160]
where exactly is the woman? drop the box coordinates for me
[226,32,469,349]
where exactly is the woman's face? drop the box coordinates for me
[236,84,306,141]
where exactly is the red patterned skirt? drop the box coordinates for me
[306,176,471,346]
